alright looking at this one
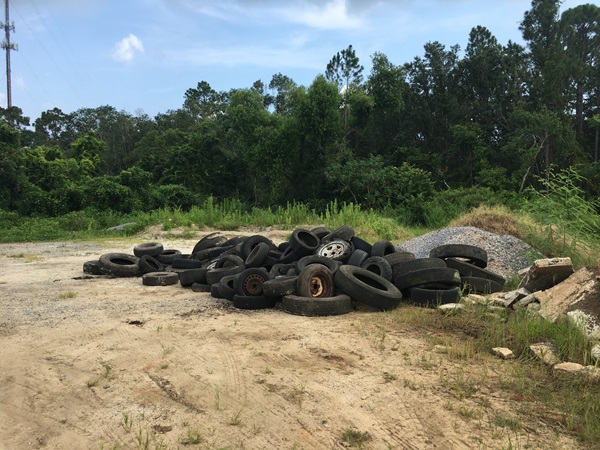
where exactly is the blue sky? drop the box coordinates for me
[3,0,596,122]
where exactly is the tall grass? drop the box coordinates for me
[0,198,405,243]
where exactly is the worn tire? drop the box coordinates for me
[310,226,331,241]
[334,265,402,311]
[245,242,270,268]
[296,255,341,275]
[322,224,355,242]
[179,268,209,287]
[241,235,276,260]
[384,251,416,266]
[192,233,228,254]
[361,256,393,281]
[289,228,320,257]
[171,257,203,269]
[429,244,488,268]
[156,249,182,265]
[347,249,369,267]
[410,287,461,308]
[461,276,503,295]
[205,265,244,285]
[191,283,212,292]
[263,275,298,297]
[142,271,179,286]
[391,257,447,284]
[99,253,140,277]
[218,274,239,300]
[316,239,354,263]
[371,240,396,257]
[139,255,165,274]
[444,258,507,286]
[133,242,164,258]
[281,294,353,316]
[83,260,105,275]
[236,267,272,296]
[296,264,334,298]
[232,294,277,310]
[393,267,461,293]
[350,236,372,255]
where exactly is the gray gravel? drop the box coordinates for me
[396,226,543,279]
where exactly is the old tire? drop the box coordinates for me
[83,260,105,275]
[361,256,393,281]
[99,253,140,277]
[281,294,353,316]
[410,287,461,308]
[133,242,164,258]
[236,267,272,296]
[296,264,334,298]
[393,267,461,293]
[461,276,503,295]
[263,275,298,297]
[444,258,506,286]
[429,244,488,268]
[156,249,182,265]
[334,265,402,311]
[232,294,277,310]
[139,255,165,274]
[289,228,320,257]
[142,271,179,286]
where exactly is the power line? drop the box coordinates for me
[1,0,17,107]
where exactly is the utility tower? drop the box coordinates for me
[1,0,17,107]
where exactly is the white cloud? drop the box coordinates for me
[279,0,362,29]
[112,34,144,63]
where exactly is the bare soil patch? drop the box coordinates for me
[0,233,583,450]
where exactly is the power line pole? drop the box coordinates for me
[1,0,17,108]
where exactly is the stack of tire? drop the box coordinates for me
[429,244,506,297]
[83,226,505,315]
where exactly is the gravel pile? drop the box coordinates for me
[396,226,543,279]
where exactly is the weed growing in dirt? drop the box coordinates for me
[121,411,133,432]
[341,427,371,449]
[58,291,78,299]
[86,364,112,388]
[180,427,204,445]
[382,371,397,382]
[229,407,243,426]
[493,414,522,432]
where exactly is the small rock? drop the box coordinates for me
[530,342,561,366]
[492,347,515,359]
[437,303,464,313]
[465,294,489,305]
[519,257,574,292]
[553,362,585,377]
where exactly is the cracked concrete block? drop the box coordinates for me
[492,347,515,359]
[519,257,574,292]
[530,342,561,366]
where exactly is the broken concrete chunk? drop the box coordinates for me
[465,294,489,305]
[492,347,515,359]
[536,267,599,323]
[513,293,538,310]
[566,310,600,341]
[530,342,561,366]
[553,362,585,376]
[437,303,464,313]
[518,257,574,292]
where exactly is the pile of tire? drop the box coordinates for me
[83,225,505,315]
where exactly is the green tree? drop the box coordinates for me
[0,122,24,209]
[268,73,297,115]
[325,45,364,127]
[183,81,228,123]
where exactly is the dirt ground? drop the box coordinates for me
[0,230,584,450]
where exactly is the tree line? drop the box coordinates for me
[1,0,599,224]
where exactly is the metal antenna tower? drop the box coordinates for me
[1,0,17,107]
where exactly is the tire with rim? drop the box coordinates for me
[289,228,320,257]
[315,239,354,263]
[295,255,341,275]
[236,267,272,296]
[429,244,488,268]
[461,276,503,295]
[334,265,402,311]
[139,255,164,274]
[296,263,334,298]
[410,287,461,308]
[361,256,393,281]
[232,294,277,310]
[444,258,506,286]
[99,253,140,277]
[393,267,461,293]
[133,242,164,258]
[142,271,179,286]
[281,294,353,316]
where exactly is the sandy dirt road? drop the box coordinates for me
[0,233,582,450]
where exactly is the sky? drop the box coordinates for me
[1,0,596,123]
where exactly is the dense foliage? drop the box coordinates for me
[1,1,599,225]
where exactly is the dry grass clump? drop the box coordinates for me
[449,205,526,239]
